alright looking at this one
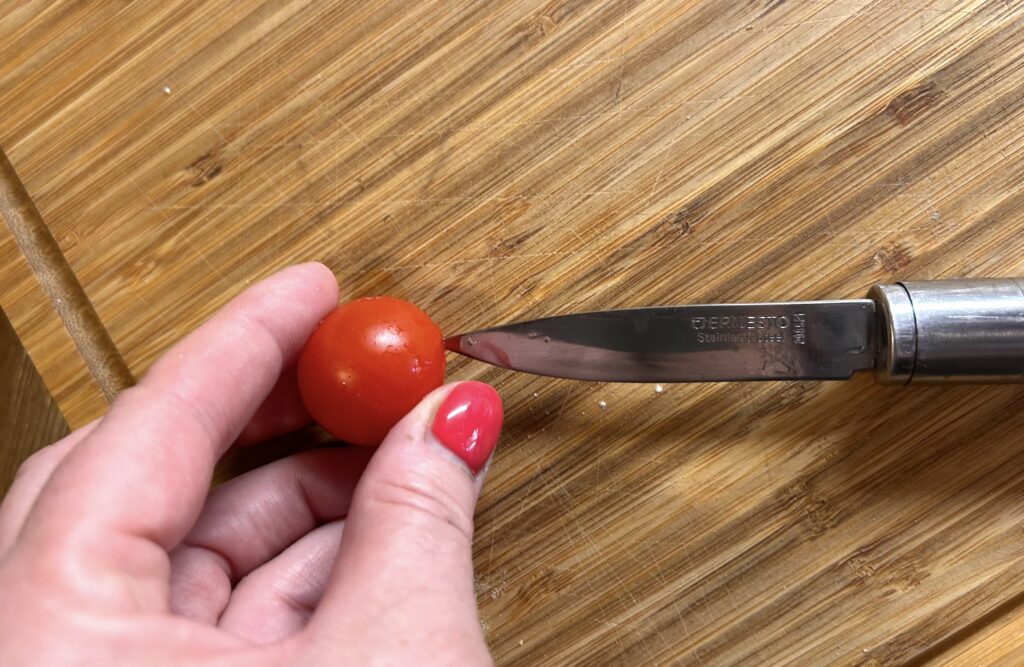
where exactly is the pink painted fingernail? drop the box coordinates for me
[431,382,503,474]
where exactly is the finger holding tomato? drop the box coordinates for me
[0,264,503,665]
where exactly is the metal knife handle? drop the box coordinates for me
[869,278,1024,384]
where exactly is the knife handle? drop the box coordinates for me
[869,278,1024,384]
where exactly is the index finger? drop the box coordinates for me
[21,263,339,554]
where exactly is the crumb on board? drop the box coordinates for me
[474,571,510,601]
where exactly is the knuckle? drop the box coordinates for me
[362,473,475,543]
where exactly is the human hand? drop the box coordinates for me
[0,263,502,666]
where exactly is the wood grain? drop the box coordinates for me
[0,307,68,496]
[2,1,1024,664]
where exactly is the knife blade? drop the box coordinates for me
[444,278,1024,385]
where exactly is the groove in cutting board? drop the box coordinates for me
[905,587,1024,666]
[0,148,134,401]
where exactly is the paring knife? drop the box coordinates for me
[445,278,1024,385]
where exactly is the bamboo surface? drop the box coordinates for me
[3,1,1024,664]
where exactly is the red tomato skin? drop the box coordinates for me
[297,297,446,446]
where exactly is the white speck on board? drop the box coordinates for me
[598,400,607,409]
[655,384,664,394]
[163,86,172,95]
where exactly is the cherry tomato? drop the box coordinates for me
[297,297,446,446]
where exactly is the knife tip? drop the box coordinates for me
[443,335,462,353]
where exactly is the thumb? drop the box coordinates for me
[307,381,503,664]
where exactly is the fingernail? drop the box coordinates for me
[431,382,503,474]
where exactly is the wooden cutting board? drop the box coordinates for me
[3,1,1024,664]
